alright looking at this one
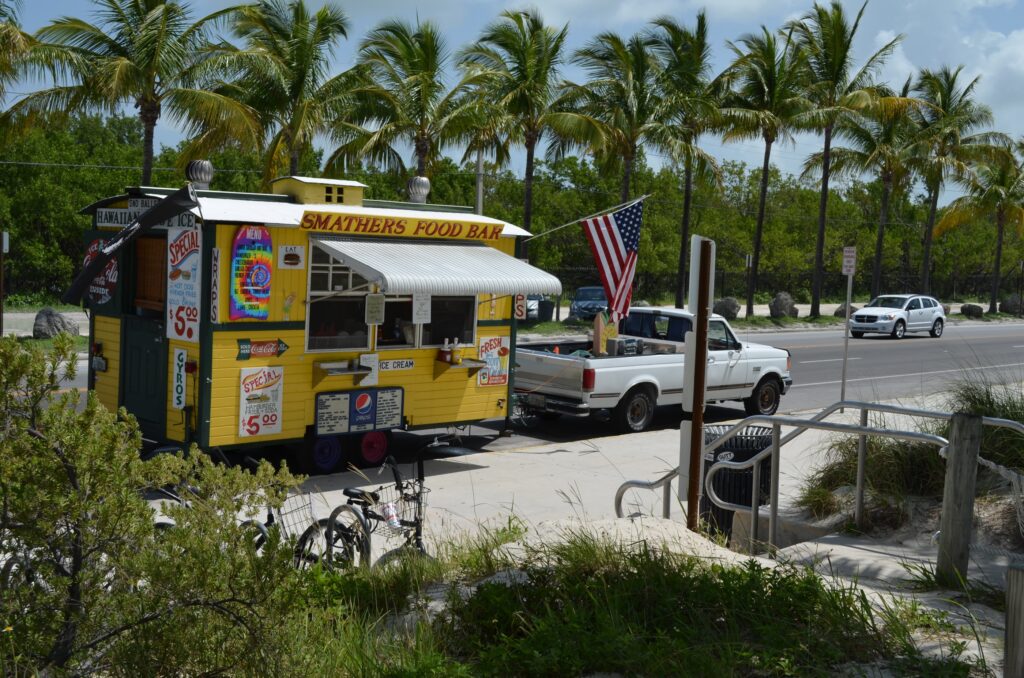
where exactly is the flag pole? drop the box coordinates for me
[522,194,650,242]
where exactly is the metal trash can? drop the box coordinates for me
[700,425,773,536]
[538,300,555,322]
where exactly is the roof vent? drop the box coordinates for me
[186,159,214,190]
[407,175,430,203]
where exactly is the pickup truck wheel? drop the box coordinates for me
[614,387,655,433]
[743,378,781,417]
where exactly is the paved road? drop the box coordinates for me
[749,321,1024,412]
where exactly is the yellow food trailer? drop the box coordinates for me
[79,175,561,472]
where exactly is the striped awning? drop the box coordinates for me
[312,237,562,296]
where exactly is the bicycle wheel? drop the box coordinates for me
[374,544,432,570]
[325,506,371,569]
[294,522,329,569]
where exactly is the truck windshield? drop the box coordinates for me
[576,288,606,301]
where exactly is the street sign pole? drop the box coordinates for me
[840,247,856,406]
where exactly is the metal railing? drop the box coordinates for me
[613,400,1024,555]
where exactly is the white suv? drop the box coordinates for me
[851,294,945,339]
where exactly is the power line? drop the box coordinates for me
[0,159,258,173]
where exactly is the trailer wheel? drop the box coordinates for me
[358,431,390,467]
[613,386,656,433]
[301,435,345,475]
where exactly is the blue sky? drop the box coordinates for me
[15,0,1024,197]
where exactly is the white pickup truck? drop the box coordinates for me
[514,307,792,433]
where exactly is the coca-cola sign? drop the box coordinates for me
[236,338,289,360]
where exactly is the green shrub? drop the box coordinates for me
[946,380,1024,473]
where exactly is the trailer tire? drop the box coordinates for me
[613,386,656,433]
[358,431,391,467]
[301,434,346,475]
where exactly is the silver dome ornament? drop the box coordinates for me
[407,175,430,203]
[186,159,214,190]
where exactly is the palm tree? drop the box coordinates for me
[789,0,900,316]
[935,145,1024,314]
[565,31,663,203]
[19,0,240,184]
[720,27,807,317]
[911,65,1004,294]
[459,9,571,231]
[329,19,478,187]
[806,79,919,298]
[188,0,355,181]
[0,1,32,102]
[649,12,722,308]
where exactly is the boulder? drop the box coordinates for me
[33,308,80,339]
[712,297,740,320]
[941,304,951,315]
[833,303,859,318]
[960,303,983,319]
[1000,294,1022,314]
[768,292,799,319]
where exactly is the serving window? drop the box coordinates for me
[307,247,370,351]
[307,241,481,352]
[422,297,475,346]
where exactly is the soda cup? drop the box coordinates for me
[383,502,401,529]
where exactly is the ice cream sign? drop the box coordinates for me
[166,226,202,342]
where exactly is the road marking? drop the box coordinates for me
[1014,345,1024,349]
[800,357,861,364]
[792,361,1024,388]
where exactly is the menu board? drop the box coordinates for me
[229,225,272,320]
[316,388,404,436]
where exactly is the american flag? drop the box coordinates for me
[581,199,644,321]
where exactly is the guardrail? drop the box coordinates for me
[613,400,1024,556]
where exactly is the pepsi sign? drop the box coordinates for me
[349,390,377,432]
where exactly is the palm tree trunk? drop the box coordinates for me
[921,184,940,294]
[989,208,1006,314]
[872,175,893,299]
[675,158,694,309]
[522,134,537,259]
[289,147,300,177]
[474,148,484,214]
[747,138,773,317]
[139,100,160,186]
[810,125,833,317]
[621,148,634,204]
[524,133,537,230]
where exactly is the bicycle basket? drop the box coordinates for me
[372,483,429,538]
[275,492,315,540]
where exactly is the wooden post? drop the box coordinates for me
[1007,564,1024,678]
[685,240,712,531]
[936,413,982,587]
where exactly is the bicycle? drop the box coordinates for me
[316,442,439,569]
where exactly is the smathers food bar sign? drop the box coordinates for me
[300,212,504,241]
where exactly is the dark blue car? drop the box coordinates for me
[569,286,608,321]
